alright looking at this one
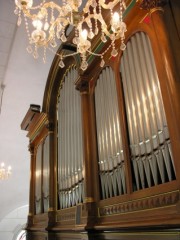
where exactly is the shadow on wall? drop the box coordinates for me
[0,205,28,240]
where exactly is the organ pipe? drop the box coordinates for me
[57,66,84,209]
[95,67,126,199]
[120,32,176,190]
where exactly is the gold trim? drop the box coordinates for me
[48,207,54,211]
[48,131,54,134]
[57,206,76,212]
[150,7,164,14]
[139,13,149,23]
[80,91,89,95]
[84,197,95,203]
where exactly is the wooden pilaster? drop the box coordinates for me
[47,122,57,229]
[79,78,99,227]
[26,144,35,228]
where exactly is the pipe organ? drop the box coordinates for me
[21,1,180,239]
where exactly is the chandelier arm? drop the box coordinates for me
[82,0,122,12]
[38,23,65,46]
[23,14,70,46]
[27,0,46,9]
[87,50,102,56]
[98,0,121,10]
[21,2,73,19]
[58,52,79,58]
[79,13,112,38]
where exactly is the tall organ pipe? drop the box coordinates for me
[95,67,126,199]
[120,32,176,191]
[57,67,84,209]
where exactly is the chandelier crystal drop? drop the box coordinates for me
[14,0,127,71]
[0,163,12,180]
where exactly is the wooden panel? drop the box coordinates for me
[21,104,40,131]
[30,230,180,240]
[26,232,47,240]
[86,231,180,240]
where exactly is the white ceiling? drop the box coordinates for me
[0,0,56,220]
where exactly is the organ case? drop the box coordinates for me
[21,0,180,239]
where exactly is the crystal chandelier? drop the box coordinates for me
[0,163,12,180]
[14,0,127,71]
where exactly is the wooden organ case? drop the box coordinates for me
[21,0,180,239]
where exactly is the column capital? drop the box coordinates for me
[28,143,34,155]
[46,122,54,133]
[75,73,92,92]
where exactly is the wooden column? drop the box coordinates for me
[47,122,57,229]
[79,78,99,227]
[27,143,35,228]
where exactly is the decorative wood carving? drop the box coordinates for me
[28,144,34,155]
[57,208,76,222]
[138,0,168,10]
[75,75,89,92]
[98,190,179,217]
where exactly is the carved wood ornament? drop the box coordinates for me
[138,0,168,9]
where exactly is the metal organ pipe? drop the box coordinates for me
[120,32,176,191]
[57,67,84,209]
[95,67,126,199]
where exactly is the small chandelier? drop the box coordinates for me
[14,0,127,71]
[0,163,12,180]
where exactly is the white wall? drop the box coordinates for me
[0,205,28,240]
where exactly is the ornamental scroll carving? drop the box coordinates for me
[138,0,168,10]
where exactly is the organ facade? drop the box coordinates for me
[21,0,180,239]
